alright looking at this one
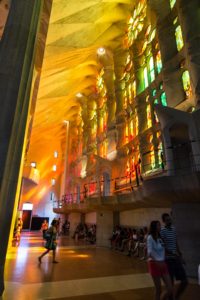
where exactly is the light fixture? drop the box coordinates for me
[22,203,33,211]
[51,178,56,186]
[63,120,69,125]
[52,165,57,171]
[76,93,83,98]
[54,151,58,158]
[97,47,106,55]
[30,162,37,168]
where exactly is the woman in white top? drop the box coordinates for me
[147,221,174,300]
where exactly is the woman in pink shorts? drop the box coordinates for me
[147,221,174,300]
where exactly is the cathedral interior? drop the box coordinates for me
[0,0,200,299]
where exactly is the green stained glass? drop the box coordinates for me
[152,89,156,97]
[170,0,176,9]
[154,99,159,104]
[160,92,167,106]
[175,25,184,51]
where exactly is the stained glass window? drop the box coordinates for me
[132,81,136,98]
[125,0,147,47]
[144,67,148,88]
[125,123,129,143]
[149,57,155,82]
[160,92,167,106]
[174,19,184,51]
[130,119,134,140]
[146,103,152,128]
[135,110,139,136]
[150,147,155,169]
[170,0,176,9]
[182,70,192,97]
[156,51,162,73]
[154,99,159,105]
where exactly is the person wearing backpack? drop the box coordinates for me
[38,219,58,263]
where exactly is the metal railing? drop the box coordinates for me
[53,153,200,209]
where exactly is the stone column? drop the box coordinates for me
[172,202,200,277]
[96,211,115,247]
[113,50,128,123]
[103,66,116,129]
[155,5,185,107]
[177,0,200,107]
[0,0,45,295]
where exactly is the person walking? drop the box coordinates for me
[161,213,188,299]
[147,220,174,300]
[38,219,58,263]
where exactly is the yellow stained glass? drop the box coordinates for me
[170,0,176,9]
[182,70,192,97]
[175,25,184,51]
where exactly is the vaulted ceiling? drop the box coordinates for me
[32,0,134,137]
[25,0,137,198]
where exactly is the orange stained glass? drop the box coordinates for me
[147,104,152,129]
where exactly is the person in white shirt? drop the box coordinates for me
[147,220,174,300]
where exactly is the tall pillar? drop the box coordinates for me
[113,50,128,123]
[177,0,200,107]
[96,211,115,247]
[154,4,185,108]
[0,0,45,295]
[103,66,116,129]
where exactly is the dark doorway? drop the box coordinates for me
[22,210,32,230]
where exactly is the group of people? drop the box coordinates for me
[110,226,148,259]
[38,213,188,299]
[72,223,96,244]
[110,213,188,300]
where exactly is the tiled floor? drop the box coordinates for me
[2,232,200,299]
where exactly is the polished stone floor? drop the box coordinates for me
[3,232,200,299]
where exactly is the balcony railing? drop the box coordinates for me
[53,153,200,209]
